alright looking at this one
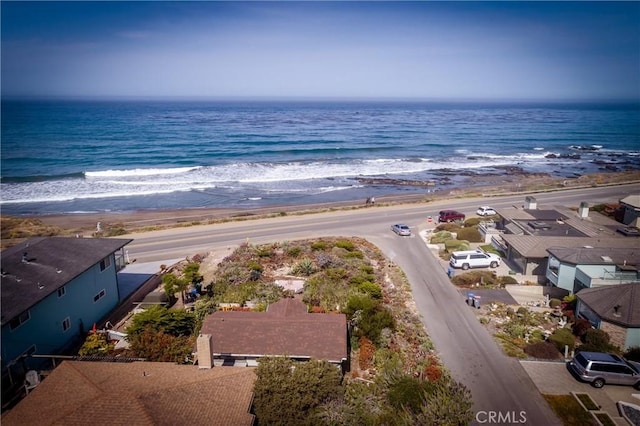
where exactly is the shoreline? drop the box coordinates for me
[3,170,638,238]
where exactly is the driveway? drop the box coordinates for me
[520,360,640,425]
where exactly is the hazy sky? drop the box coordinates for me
[2,1,639,101]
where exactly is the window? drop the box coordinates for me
[62,317,71,332]
[57,286,66,297]
[100,256,111,271]
[93,289,106,302]
[9,311,30,331]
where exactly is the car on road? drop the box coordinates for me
[391,224,411,236]
[477,206,497,216]
[449,249,501,270]
[438,210,466,223]
[568,351,640,389]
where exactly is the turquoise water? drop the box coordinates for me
[1,100,639,215]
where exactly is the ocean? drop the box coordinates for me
[1,100,639,216]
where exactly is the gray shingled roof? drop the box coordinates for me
[200,298,348,363]
[501,235,639,258]
[1,361,256,426]
[547,247,640,267]
[1,237,131,325]
[577,283,640,327]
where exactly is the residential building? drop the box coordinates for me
[1,361,256,426]
[546,246,640,294]
[575,283,640,350]
[198,297,348,371]
[1,237,131,399]
[619,194,640,227]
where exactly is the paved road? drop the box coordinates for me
[121,183,639,425]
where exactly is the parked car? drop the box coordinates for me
[449,249,501,270]
[391,224,411,236]
[568,351,640,389]
[438,210,465,223]
[476,206,497,216]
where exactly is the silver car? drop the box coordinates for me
[391,224,411,236]
[568,351,640,389]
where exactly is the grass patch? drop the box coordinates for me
[543,394,595,426]
[575,393,599,410]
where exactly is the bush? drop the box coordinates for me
[523,341,562,360]
[444,239,470,252]
[335,239,355,251]
[463,217,482,227]
[456,227,483,243]
[430,231,452,244]
[624,346,640,361]
[451,271,497,287]
[287,246,302,257]
[572,318,592,338]
[549,298,561,309]
[435,223,462,232]
[498,275,518,285]
[388,376,426,412]
[577,328,618,353]
[548,328,575,352]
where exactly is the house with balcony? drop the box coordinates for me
[546,246,640,294]
[575,283,640,350]
[198,297,348,372]
[1,237,131,404]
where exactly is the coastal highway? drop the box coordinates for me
[121,183,638,425]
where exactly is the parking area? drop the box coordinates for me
[521,360,640,425]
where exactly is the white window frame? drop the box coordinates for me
[93,289,106,303]
[9,311,31,331]
[100,256,111,272]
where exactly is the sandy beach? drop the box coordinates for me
[3,170,637,241]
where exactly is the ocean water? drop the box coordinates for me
[1,100,639,215]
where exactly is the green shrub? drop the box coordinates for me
[444,239,470,252]
[577,328,618,353]
[624,346,640,361]
[357,281,383,299]
[430,231,452,244]
[498,275,518,285]
[463,217,482,227]
[311,241,328,251]
[548,328,575,352]
[287,246,302,257]
[549,298,561,309]
[435,223,461,233]
[456,227,483,243]
[335,239,355,251]
[450,271,497,287]
[388,376,426,412]
[523,341,562,360]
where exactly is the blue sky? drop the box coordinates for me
[2,1,639,101]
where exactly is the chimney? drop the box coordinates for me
[524,196,537,210]
[197,334,213,369]
[578,201,589,219]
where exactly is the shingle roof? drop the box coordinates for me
[200,298,348,363]
[501,235,639,258]
[547,246,640,267]
[577,283,640,327]
[1,361,256,426]
[1,237,131,325]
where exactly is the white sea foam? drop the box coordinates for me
[85,166,201,178]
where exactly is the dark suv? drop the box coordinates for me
[568,351,640,389]
[438,210,466,223]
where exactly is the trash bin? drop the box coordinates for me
[466,292,475,305]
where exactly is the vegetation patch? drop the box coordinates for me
[574,393,599,411]
[543,394,595,426]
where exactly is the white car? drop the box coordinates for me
[477,206,497,216]
[391,224,411,236]
[449,249,501,270]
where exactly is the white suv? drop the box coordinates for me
[449,249,501,270]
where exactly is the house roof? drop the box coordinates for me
[577,283,640,327]
[547,246,640,268]
[1,361,256,426]
[501,235,639,258]
[200,298,348,363]
[620,195,640,209]
[1,237,132,326]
